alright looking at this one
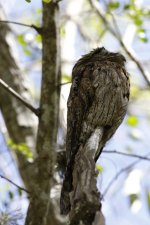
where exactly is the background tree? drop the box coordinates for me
[0,0,150,225]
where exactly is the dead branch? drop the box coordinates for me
[103,150,150,161]
[0,20,42,34]
[0,174,30,193]
[102,152,150,197]
[0,78,39,116]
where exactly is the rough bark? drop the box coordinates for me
[25,2,62,225]
[0,6,66,225]
[69,129,105,225]
[0,11,37,191]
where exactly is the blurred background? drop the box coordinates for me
[0,0,150,224]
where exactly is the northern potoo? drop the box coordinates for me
[60,47,130,215]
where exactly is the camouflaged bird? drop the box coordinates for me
[60,47,130,215]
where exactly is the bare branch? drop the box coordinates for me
[0,78,39,116]
[88,0,150,87]
[102,152,150,197]
[103,150,150,161]
[59,81,71,86]
[0,174,30,193]
[0,20,42,34]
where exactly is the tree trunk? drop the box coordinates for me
[0,11,37,191]
[25,2,62,225]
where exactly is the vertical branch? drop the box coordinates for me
[25,2,61,225]
[0,16,37,191]
[70,129,105,225]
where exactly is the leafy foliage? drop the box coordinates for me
[108,1,120,10]
[7,139,33,159]
[96,164,104,173]
[126,115,139,127]
[43,0,52,3]
[129,193,139,205]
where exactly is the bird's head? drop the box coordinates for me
[89,47,126,65]
[77,47,126,66]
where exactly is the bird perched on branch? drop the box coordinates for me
[60,47,130,215]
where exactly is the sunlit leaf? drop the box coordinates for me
[43,0,52,3]
[17,35,27,47]
[24,49,32,55]
[62,74,71,82]
[96,164,104,173]
[36,8,42,14]
[7,139,33,159]
[129,193,138,205]
[35,34,42,43]
[126,115,139,127]
[60,26,66,37]
[130,86,139,98]
[139,37,148,43]
[134,17,143,26]
[137,28,148,43]
[146,191,150,210]
[108,2,120,10]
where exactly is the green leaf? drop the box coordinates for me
[126,115,139,127]
[146,191,150,210]
[60,26,66,37]
[7,139,33,159]
[18,188,22,197]
[17,35,27,47]
[96,164,104,173]
[35,34,42,43]
[62,74,71,82]
[137,28,145,33]
[8,191,14,200]
[43,0,52,3]
[24,48,32,55]
[129,193,138,205]
[25,0,31,3]
[139,37,148,43]
[108,2,120,10]
[124,4,130,10]
[36,8,42,14]
[134,17,143,26]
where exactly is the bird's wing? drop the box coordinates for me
[66,63,95,164]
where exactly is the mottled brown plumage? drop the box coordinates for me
[60,47,130,215]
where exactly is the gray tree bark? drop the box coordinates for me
[0,9,37,191]
[0,4,66,225]
[25,2,63,225]
[70,129,105,225]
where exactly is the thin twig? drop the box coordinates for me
[103,150,150,161]
[59,81,71,86]
[88,0,150,87]
[102,152,150,197]
[0,20,42,34]
[0,174,30,193]
[0,78,39,116]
